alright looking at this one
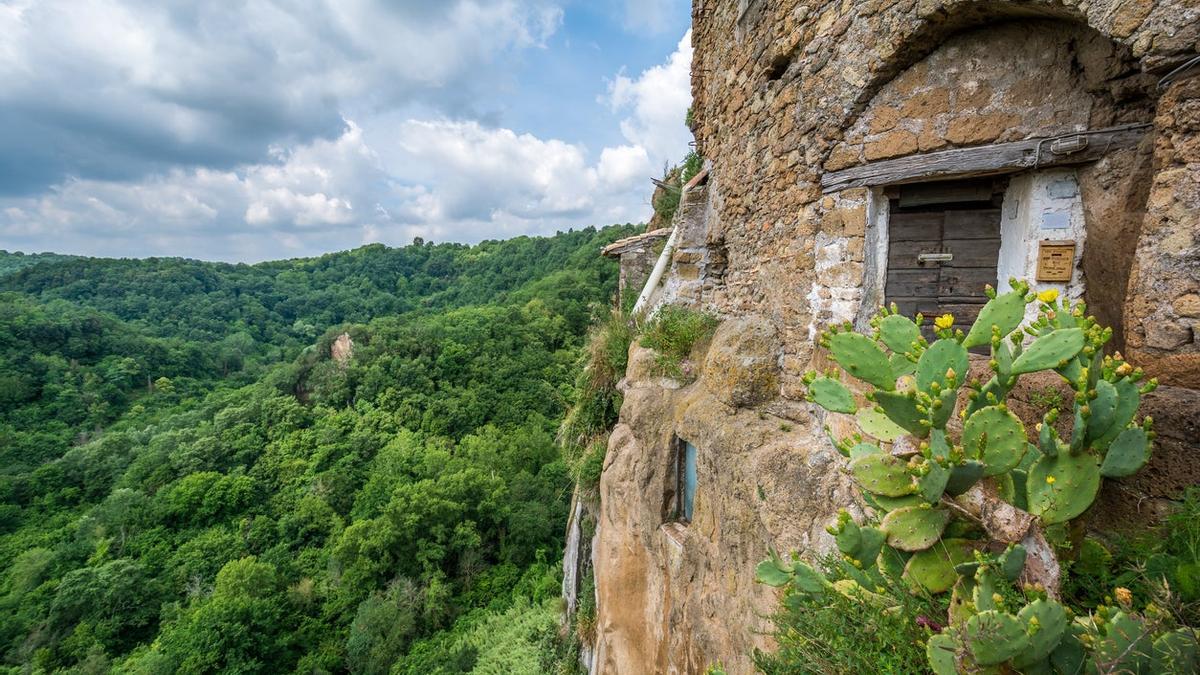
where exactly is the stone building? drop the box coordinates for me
[584,1,1199,673]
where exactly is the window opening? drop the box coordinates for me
[665,438,698,524]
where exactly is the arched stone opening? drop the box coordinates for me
[815,18,1157,351]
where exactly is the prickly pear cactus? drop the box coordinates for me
[757,280,1181,674]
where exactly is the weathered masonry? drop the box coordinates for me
[589,2,1199,673]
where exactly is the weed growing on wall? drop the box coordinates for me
[638,305,718,381]
[559,309,634,481]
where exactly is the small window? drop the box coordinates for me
[666,438,698,523]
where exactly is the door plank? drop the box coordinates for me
[888,212,943,241]
[943,239,1001,268]
[939,267,997,297]
[888,240,945,270]
[887,269,940,297]
[944,209,1001,239]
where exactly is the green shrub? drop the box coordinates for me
[755,554,949,675]
[1063,487,1200,626]
[681,151,703,185]
[652,166,682,227]
[638,305,717,380]
[558,310,633,466]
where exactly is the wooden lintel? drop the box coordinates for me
[821,124,1151,193]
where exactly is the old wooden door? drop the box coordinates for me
[885,181,1003,336]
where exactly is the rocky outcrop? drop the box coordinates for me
[591,318,858,674]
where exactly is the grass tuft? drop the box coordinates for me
[638,305,717,381]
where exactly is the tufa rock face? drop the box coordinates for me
[592,320,858,674]
[330,332,354,366]
[700,317,780,408]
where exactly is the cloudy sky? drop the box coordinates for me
[0,0,694,261]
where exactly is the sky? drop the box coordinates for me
[0,0,694,262]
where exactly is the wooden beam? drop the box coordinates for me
[821,123,1151,193]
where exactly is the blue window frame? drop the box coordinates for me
[681,441,697,522]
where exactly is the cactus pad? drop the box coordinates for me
[866,493,925,513]
[1010,328,1085,375]
[930,387,957,430]
[919,459,950,503]
[1152,628,1199,673]
[879,313,921,354]
[917,339,969,392]
[1050,629,1086,675]
[848,442,882,460]
[998,544,1027,582]
[754,547,795,587]
[873,390,928,436]
[881,505,950,551]
[856,407,905,442]
[835,518,862,555]
[926,631,960,675]
[963,290,1028,349]
[1093,377,1141,449]
[1026,452,1101,524]
[1086,379,1118,442]
[890,352,917,378]
[1100,427,1150,478]
[1093,611,1152,672]
[966,610,1031,666]
[829,332,896,390]
[808,376,857,414]
[849,453,914,497]
[1013,599,1068,667]
[944,460,986,497]
[903,538,975,593]
[962,406,1027,476]
[848,526,886,567]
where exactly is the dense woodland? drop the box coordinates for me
[0,226,636,674]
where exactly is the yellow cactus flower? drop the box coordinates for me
[1037,288,1060,303]
[1046,475,1057,485]
[1115,587,1133,608]
[934,314,954,331]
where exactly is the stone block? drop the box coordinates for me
[864,130,918,160]
[945,113,1022,145]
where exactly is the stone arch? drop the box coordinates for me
[821,14,1158,349]
[830,0,1148,130]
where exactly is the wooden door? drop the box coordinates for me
[885,183,1002,337]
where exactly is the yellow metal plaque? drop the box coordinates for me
[1037,240,1076,282]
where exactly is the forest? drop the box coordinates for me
[0,225,637,674]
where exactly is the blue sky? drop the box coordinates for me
[0,0,694,261]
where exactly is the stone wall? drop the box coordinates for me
[591,0,1199,672]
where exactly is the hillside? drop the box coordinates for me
[0,226,636,674]
[0,252,78,278]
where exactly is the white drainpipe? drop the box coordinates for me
[632,186,686,316]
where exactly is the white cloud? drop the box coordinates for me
[607,30,694,167]
[381,119,651,238]
[0,0,565,194]
[0,18,696,261]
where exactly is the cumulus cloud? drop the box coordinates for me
[606,30,694,167]
[0,122,400,260]
[0,0,563,195]
[0,3,694,262]
[0,117,656,261]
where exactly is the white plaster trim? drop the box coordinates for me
[998,169,1088,326]
[857,187,891,331]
